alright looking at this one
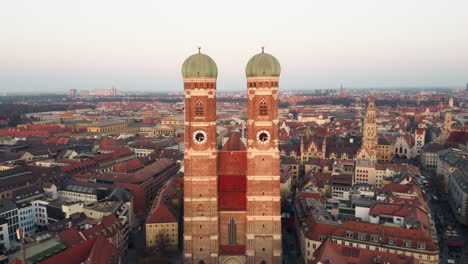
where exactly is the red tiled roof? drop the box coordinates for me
[10,258,24,264]
[100,138,119,147]
[39,237,97,264]
[98,158,175,184]
[44,137,71,145]
[0,129,50,138]
[39,235,120,264]
[81,214,122,241]
[113,159,143,172]
[296,191,325,204]
[332,221,436,251]
[218,151,247,176]
[146,204,177,223]
[174,178,184,184]
[447,131,468,145]
[314,172,332,188]
[304,217,340,241]
[61,159,96,172]
[86,236,120,264]
[219,175,246,192]
[312,238,420,264]
[219,192,246,211]
[58,226,85,247]
[222,132,246,151]
[380,183,415,194]
[369,203,429,227]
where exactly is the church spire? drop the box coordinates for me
[357,92,378,161]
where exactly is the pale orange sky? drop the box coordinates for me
[1,0,467,93]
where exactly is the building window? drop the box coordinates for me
[358,233,366,240]
[228,217,236,244]
[371,235,379,242]
[259,98,268,116]
[195,100,204,116]
[403,240,411,248]
[346,231,354,238]
[417,242,425,250]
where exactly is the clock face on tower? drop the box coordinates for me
[256,130,270,144]
[193,130,207,144]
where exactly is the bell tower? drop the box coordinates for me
[444,108,452,132]
[182,48,219,264]
[245,47,282,264]
[357,91,378,161]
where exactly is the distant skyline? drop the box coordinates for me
[1,0,467,93]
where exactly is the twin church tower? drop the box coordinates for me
[182,48,282,264]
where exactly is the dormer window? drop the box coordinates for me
[417,242,425,250]
[346,231,354,238]
[388,237,396,245]
[371,235,379,242]
[404,240,412,248]
[358,233,366,240]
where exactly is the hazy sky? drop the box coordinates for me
[1,0,467,93]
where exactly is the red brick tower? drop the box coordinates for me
[182,48,219,264]
[245,47,282,264]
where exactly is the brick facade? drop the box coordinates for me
[183,57,282,264]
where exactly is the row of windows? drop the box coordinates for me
[324,239,435,261]
[395,147,408,154]
[147,223,176,228]
[248,81,278,88]
[344,232,425,250]
[184,83,216,89]
[193,98,269,117]
[148,228,176,233]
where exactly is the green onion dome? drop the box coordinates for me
[182,49,218,78]
[246,48,281,77]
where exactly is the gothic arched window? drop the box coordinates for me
[228,217,237,244]
[195,100,204,116]
[259,98,268,116]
